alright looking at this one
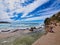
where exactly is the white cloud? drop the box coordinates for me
[8,0,49,18]
[0,0,60,22]
[0,0,49,21]
[0,11,13,22]
[21,15,52,21]
[21,0,49,18]
[21,9,60,21]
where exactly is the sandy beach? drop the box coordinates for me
[32,23,60,45]
[0,29,31,39]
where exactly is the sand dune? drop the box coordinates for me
[32,24,60,45]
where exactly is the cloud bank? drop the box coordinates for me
[0,0,60,23]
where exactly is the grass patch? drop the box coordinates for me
[13,31,45,45]
[13,36,35,45]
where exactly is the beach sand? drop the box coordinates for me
[32,24,60,45]
[0,29,31,39]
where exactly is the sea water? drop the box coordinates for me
[0,22,41,30]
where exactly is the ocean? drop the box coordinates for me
[0,22,42,30]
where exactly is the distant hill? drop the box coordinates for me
[0,21,10,24]
[44,12,60,25]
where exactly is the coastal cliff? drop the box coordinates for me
[44,12,60,32]
[44,12,60,25]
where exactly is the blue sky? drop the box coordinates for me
[0,0,60,23]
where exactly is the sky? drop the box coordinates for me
[0,0,60,23]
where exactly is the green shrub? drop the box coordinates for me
[13,31,44,45]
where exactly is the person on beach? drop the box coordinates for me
[30,27,34,31]
[49,26,54,33]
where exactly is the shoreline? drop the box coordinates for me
[0,29,31,39]
[0,26,45,45]
[0,27,44,39]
